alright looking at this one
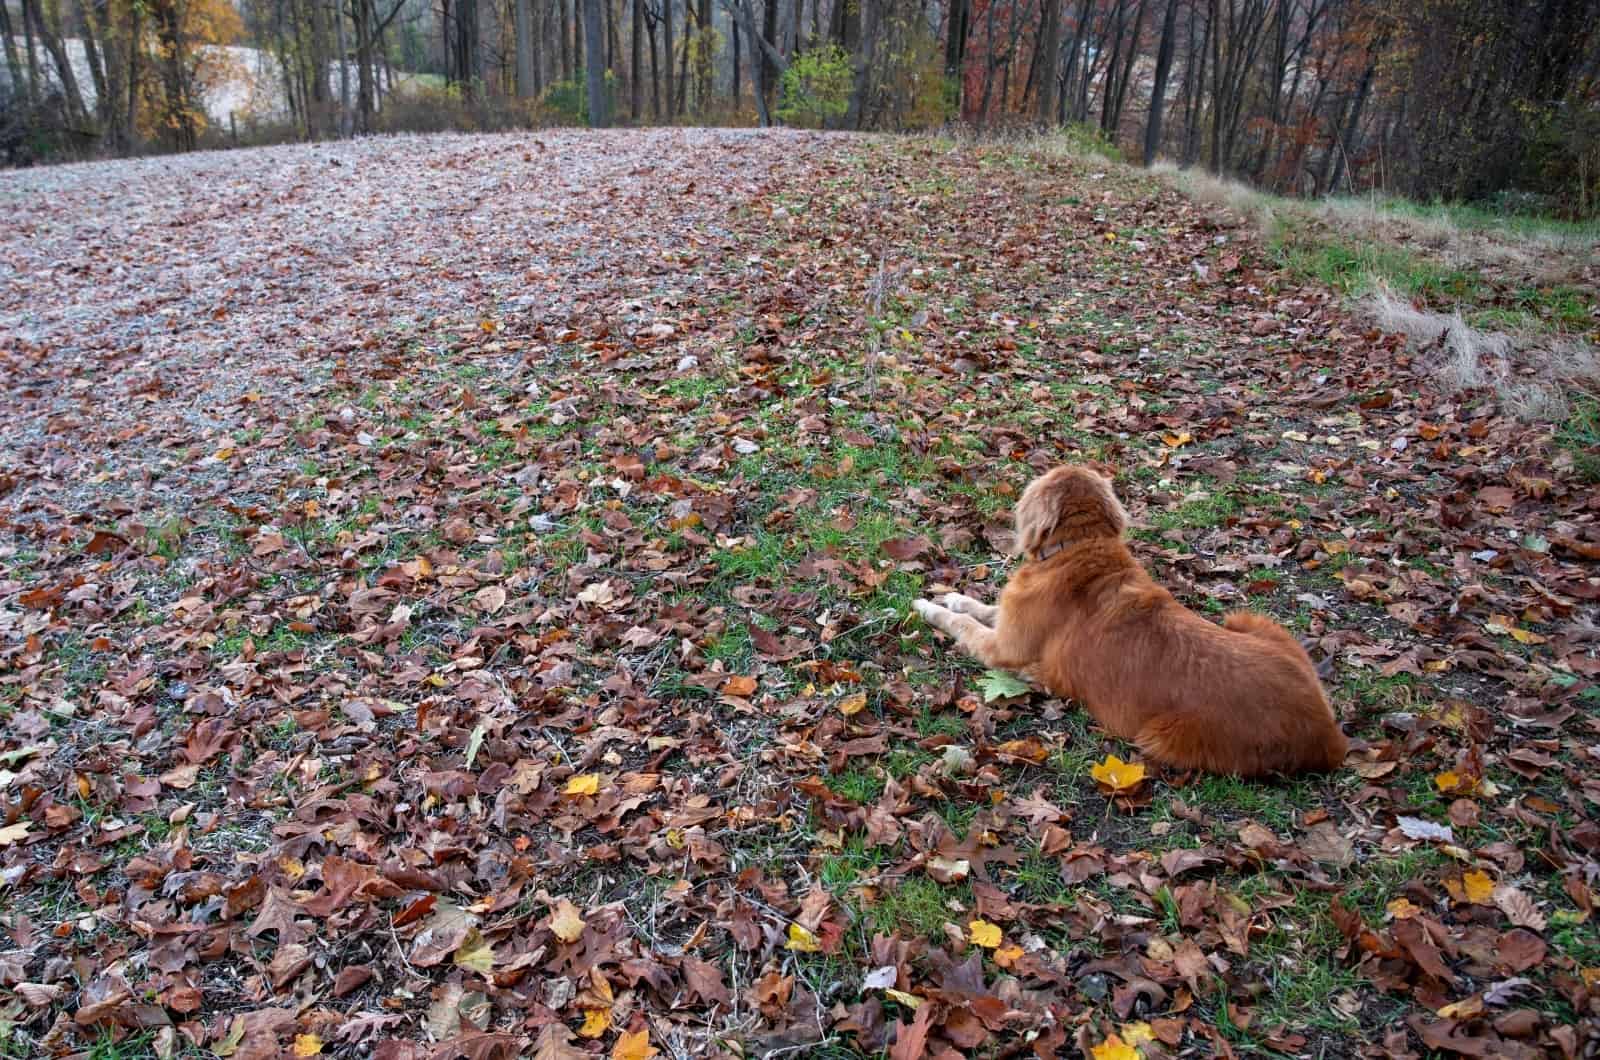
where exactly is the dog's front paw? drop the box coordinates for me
[938,592,977,613]
[912,598,940,622]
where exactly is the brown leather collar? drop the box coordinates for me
[1030,540,1067,563]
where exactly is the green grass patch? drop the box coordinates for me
[868,876,970,940]
[1272,225,1484,302]
[1557,394,1600,482]
[824,767,885,805]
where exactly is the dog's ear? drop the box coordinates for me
[1085,459,1118,481]
[1011,479,1056,556]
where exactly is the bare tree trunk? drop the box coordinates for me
[718,0,781,123]
[516,0,537,95]
[1036,0,1060,125]
[356,0,376,130]
[336,0,353,132]
[24,0,89,124]
[1107,0,1147,133]
[732,18,741,102]
[696,0,710,109]
[559,0,572,78]
[759,0,776,109]
[19,0,42,103]
[0,3,28,104]
[975,0,997,122]
[1143,0,1178,165]
[77,0,108,109]
[674,0,689,112]
[847,0,879,127]
[1328,42,1382,194]
[607,0,617,71]
[646,1,660,115]
[631,0,643,117]
[662,0,674,115]
[584,0,607,123]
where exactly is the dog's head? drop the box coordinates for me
[1012,463,1128,557]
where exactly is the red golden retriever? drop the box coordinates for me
[913,464,1347,776]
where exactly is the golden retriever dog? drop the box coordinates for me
[913,464,1347,777]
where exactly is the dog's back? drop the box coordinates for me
[1028,543,1346,777]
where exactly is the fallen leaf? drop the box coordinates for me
[979,670,1030,702]
[1090,1034,1141,1060]
[611,1028,657,1060]
[1397,817,1454,843]
[578,1009,610,1038]
[550,899,587,943]
[1091,755,1147,794]
[453,927,495,974]
[1492,885,1546,931]
[967,920,1002,948]
[564,774,601,797]
[786,923,821,952]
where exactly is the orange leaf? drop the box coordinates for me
[721,675,758,697]
[611,1028,658,1060]
[1461,870,1495,904]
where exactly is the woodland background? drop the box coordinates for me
[2,0,1599,215]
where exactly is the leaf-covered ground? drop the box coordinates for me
[2,130,1598,1060]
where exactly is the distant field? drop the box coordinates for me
[0,37,425,126]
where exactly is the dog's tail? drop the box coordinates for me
[1222,610,1301,644]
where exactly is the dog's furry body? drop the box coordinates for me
[914,465,1347,777]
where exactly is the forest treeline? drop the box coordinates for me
[3,0,1598,215]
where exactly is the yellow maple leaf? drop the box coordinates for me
[1120,1022,1156,1048]
[837,692,868,717]
[1090,755,1147,793]
[550,898,587,943]
[612,1028,658,1060]
[967,919,1003,948]
[1462,869,1495,904]
[564,773,600,796]
[578,1008,611,1038]
[1386,897,1421,920]
[993,944,1025,968]
[453,927,495,973]
[291,1034,324,1057]
[1090,1034,1141,1060]
[786,923,821,952]
[1161,431,1193,448]
[1433,770,1480,794]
